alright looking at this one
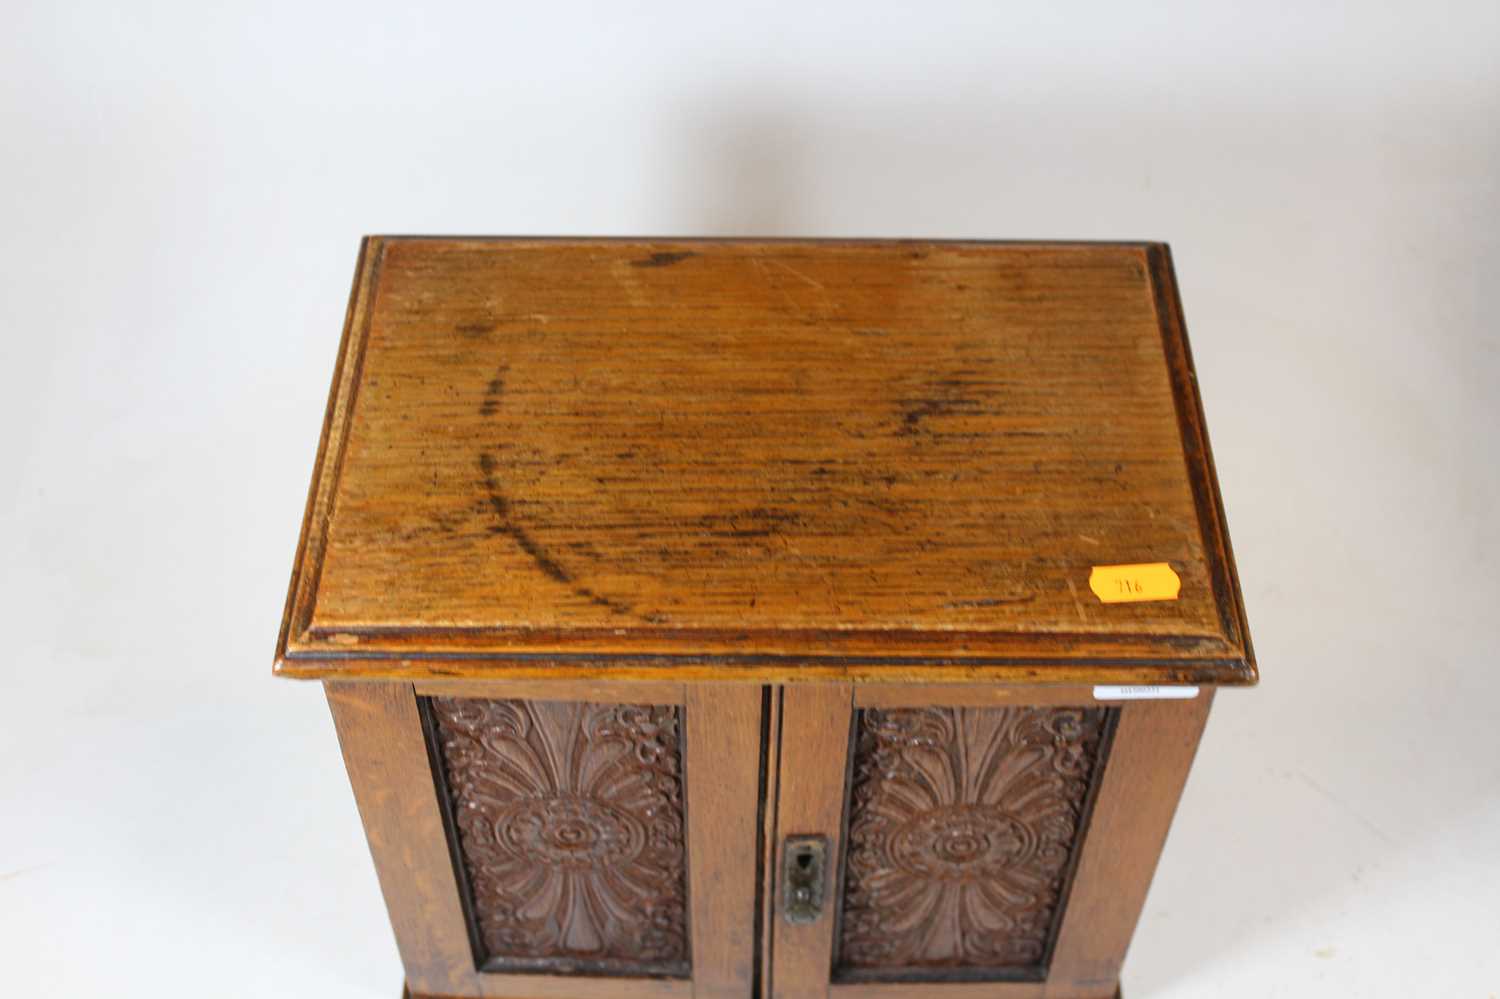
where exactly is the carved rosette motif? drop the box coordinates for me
[837,706,1110,977]
[428,697,689,977]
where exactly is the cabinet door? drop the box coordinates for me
[327,680,765,999]
[769,685,1211,999]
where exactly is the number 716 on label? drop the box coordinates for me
[1088,563,1181,603]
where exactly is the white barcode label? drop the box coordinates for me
[1092,685,1200,701]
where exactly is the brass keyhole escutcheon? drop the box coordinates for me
[782,835,828,925]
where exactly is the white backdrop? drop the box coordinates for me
[2,2,1497,996]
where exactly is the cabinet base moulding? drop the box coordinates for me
[402,986,1123,999]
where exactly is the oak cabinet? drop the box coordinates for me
[278,238,1254,999]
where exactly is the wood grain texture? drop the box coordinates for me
[828,985,1121,999]
[771,685,855,999]
[403,975,693,999]
[289,656,1237,688]
[401,985,1114,999]
[414,678,686,706]
[759,689,785,998]
[854,684,1108,709]
[835,706,1110,980]
[325,681,480,997]
[684,684,765,999]
[1042,694,1214,999]
[830,983,1051,999]
[277,238,1253,685]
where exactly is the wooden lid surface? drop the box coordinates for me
[277,238,1253,685]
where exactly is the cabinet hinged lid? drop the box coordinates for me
[276,238,1254,686]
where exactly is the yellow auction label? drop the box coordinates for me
[1088,563,1181,603]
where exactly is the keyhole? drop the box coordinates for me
[782,835,827,925]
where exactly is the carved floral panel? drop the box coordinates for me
[837,705,1111,979]
[428,697,689,977]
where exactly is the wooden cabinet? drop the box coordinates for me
[277,238,1254,999]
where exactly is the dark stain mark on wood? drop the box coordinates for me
[897,375,991,436]
[479,365,508,417]
[473,368,639,618]
[631,251,697,269]
[696,507,805,540]
[568,540,604,560]
[477,453,639,618]
[455,321,497,337]
[898,395,983,434]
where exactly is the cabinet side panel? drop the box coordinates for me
[1043,694,1214,998]
[325,681,480,997]
[426,695,691,979]
[835,705,1112,983]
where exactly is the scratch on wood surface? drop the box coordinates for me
[942,596,1037,610]
[1065,577,1089,623]
[750,257,806,313]
[767,258,825,290]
